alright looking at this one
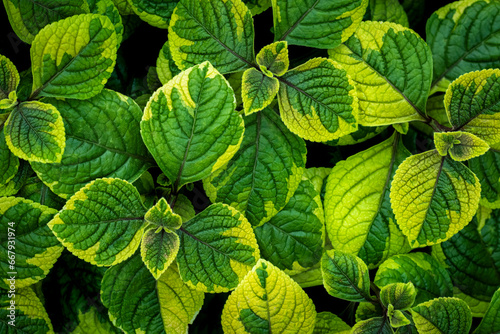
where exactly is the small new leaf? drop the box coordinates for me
[242,68,279,115]
[388,306,411,328]
[256,41,289,76]
[0,54,19,107]
[145,198,182,230]
[380,282,417,310]
[141,226,180,280]
[434,131,489,161]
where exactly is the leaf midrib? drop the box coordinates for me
[277,0,320,42]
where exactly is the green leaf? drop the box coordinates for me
[101,254,204,333]
[244,0,270,15]
[72,307,119,334]
[329,21,431,125]
[31,89,152,199]
[112,0,134,15]
[177,203,260,292]
[369,0,409,27]
[453,287,490,318]
[389,307,410,328]
[0,128,19,186]
[272,0,368,49]
[475,288,500,334]
[254,177,324,271]
[242,68,279,115]
[141,61,244,190]
[434,131,489,161]
[126,0,177,28]
[326,124,387,146]
[145,198,182,230]
[427,0,500,93]
[4,101,65,163]
[0,287,54,333]
[470,145,500,208]
[87,0,124,45]
[324,133,411,268]
[30,13,118,99]
[313,312,351,334]
[0,160,31,197]
[204,106,306,227]
[390,150,481,247]
[141,226,180,280]
[278,57,358,142]
[380,282,416,310]
[48,178,146,266]
[221,259,316,333]
[16,177,65,210]
[410,297,472,334]
[169,0,255,74]
[0,197,63,289]
[356,302,384,321]
[256,41,289,76]
[375,253,453,305]
[2,0,89,44]
[0,54,19,106]
[321,249,372,302]
[427,94,451,127]
[157,41,181,85]
[289,261,323,288]
[443,69,500,145]
[351,317,393,334]
[227,71,244,107]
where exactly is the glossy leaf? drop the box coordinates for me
[313,312,351,334]
[242,68,279,115]
[0,54,19,108]
[141,226,180,280]
[204,106,306,227]
[127,0,177,28]
[48,178,146,266]
[390,150,481,247]
[411,297,472,334]
[329,21,431,125]
[272,0,368,49]
[0,129,19,185]
[434,131,489,161]
[256,41,289,76]
[221,259,316,333]
[30,14,118,99]
[469,145,500,208]
[278,57,358,142]
[156,41,181,85]
[141,61,244,190]
[169,0,255,73]
[475,288,500,334]
[380,282,416,310]
[369,0,409,27]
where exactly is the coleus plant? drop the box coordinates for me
[1,0,500,333]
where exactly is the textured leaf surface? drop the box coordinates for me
[325,133,411,268]
[141,61,244,189]
[72,307,118,334]
[329,21,431,125]
[380,282,416,310]
[31,89,151,199]
[351,317,393,334]
[157,41,181,85]
[289,262,323,289]
[0,129,19,185]
[87,0,124,45]
[0,54,19,104]
[0,161,31,197]
[0,197,62,289]
[272,0,368,49]
[2,0,89,44]
[411,297,472,334]
[242,68,279,115]
[204,106,306,227]
[434,131,489,161]
[356,302,384,322]
[256,41,289,76]
[326,124,387,146]
[177,203,259,292]
[427,0,500,92]
[102,254,204,334]
[321,249,372,302]
[313,312,351,334]
[144,197,182,230]
[470,146,500,208]
[0,287,53,333]
[369,0,409,27]
[127,0,177,28]
[475,288,500,334]
[4,101,65,163]
[222,259,316,333]
[48,178,146,266]
[375,253,453,305]
[16,177,65,210]
[244,0,270,15]
[278,57,358,142]
[169,0,254,73]
[30,14,117,99]
[390,150,481,247]
[444,69,500,145]
[254,178,324,271]
[453,287,490,318]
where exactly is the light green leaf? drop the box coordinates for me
[141,226,180,280]
[324,133,411,268]
[172,193,196,223]
[101,255,204,334]
[227,70,244,107]
[381,282,416,310]
[375,253,453,305]
[443,69,500,145]
[17,177,65,210]
[0,160,31,197]
[321,249,372,302]
[87,0,124,45]
[329,21,431,126]
[390,150,481,247]
[222,259,316,333]
[475,288,500,334]
[453,287,490,318]
[0,197,63,290]
[31,89,152,199]
[326,124,387,146]
[177,203,260,292]
[313,312,351,334]
[156,41,181,85]
[126,0,177,28]
[272,0,368,49]
[289,261,324,288]
[169,0,255,74]
[242,67,279,115]
[278,57,358,142]
[203,106,306,227]
[244,0,270,15]
[254,178,324,271]
[256,41,289,76]
[4,101,65,163]
[0,128,19,185]
[0,287,54,333]
[0,54,19,108]
[112,0,134,15]
[2,0,89,44]
[72,307,118,334]
[470,145,500,208]
[411,297,472,334]
[369,0,409,27]
[351,317,393,334]
[141,61,244,190]
[356,302,384,322]
[30,14,118,99]
[434,131,489,161]
[145,198,182,230]
[427,0,500,93]
[48,178,146,266]
[389,307,410,328]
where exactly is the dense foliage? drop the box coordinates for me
[1,0,500,333]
